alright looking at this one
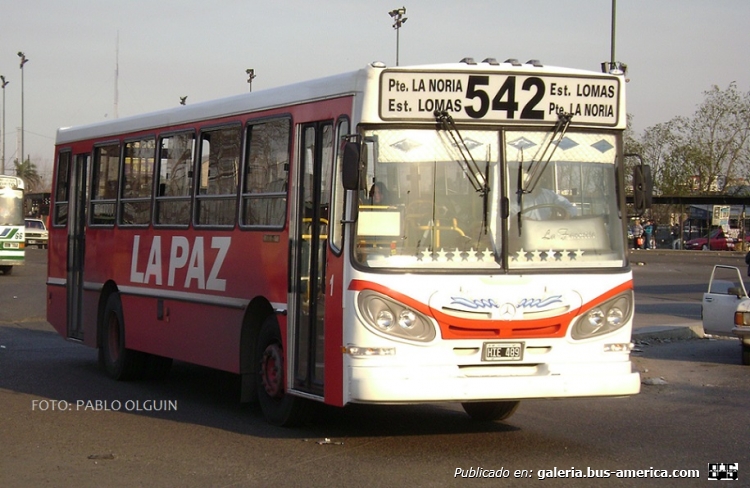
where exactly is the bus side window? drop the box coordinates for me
[54,151,71,226]
[196,125,241,227]
[90,143,120,226]
[241,118,291,228]
[120,137,155,226]
[155,132,195,226]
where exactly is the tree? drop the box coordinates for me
[636,83,750,195]
[14,156,43,192]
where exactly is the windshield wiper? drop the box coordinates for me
[522,112,572,193]
[434,110,491,234]
[516,112,573,234]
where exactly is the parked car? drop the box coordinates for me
[682,225,701,241]
[684,228,734,251]
[24,218,48,249]
[701,265,750,365]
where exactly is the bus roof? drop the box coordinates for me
[55,68,370,146]
[55,60,623,145]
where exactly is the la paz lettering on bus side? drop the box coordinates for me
[129,235,230,291]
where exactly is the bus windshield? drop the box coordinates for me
[353,128,625,270]
[0,186,24,226]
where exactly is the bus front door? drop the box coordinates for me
[67,153,88,340]
[291,122,334,397]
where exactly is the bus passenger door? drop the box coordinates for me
[291,122,334,397]
[67,153,89,340]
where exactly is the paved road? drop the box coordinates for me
[631,249,745,337]
[1,249,749,487]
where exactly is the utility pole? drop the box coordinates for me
[601,0,626,75]
[18,52,29,168]
[0,75,8,174]
[114,32,119,119]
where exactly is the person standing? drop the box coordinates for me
[632,220,644,249]
[644,220,654,249]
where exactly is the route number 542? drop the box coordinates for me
[465,75,545,120]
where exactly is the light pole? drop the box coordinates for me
[0,75,8,175]
[18,52,28,169]
[389,7,407,66]
[246,69,256,92]
[601,0,626,75]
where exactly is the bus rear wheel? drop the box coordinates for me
[461,401,520,421]
[99,293,144,381]
[256,316,310,426]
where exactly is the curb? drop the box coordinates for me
[632,323,706,342]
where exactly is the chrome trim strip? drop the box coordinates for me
[271,302,288,314]
[288,389,324,402]
[47,277,67,287]
[49,278,275,311]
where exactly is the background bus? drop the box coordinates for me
[0,175,25,275]
[47,60,645,426]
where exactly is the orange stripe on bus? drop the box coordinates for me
[349,279,633,340]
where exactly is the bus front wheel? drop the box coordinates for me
[0,265,12,275]
[99,293,143,381]
[256,315,310,426]
[461,401,520,421]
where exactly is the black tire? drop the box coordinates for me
[461,401,520,421]
[256,315,310,426]
[1,265,13,275]
[742,344,750,366]
[98,293,144,380]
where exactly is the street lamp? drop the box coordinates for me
[389,7,407,66]
[601,0,627,76]
[0,75,8,175]
[246,69,256,92]
[18,52,28,169]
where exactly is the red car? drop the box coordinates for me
[684,228,735,251]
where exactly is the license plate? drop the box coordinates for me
[4,242,20,249]
[482,342,524,361]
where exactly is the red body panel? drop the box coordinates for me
[47,96,352,405]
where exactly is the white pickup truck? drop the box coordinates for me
[702,265,750,365]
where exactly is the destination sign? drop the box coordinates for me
[379,71,621,126]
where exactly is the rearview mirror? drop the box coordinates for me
[626,153,653,215]
[342,140,366,191]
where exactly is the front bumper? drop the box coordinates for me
[347,360,640,403]
[733,326,750,346]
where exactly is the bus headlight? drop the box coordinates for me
[357,290,436,342]
[398,310,417,329]
[376,310,395,330]
[571,292,633,340]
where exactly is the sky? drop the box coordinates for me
[0,0,748,184]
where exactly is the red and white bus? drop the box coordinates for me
[48,59,645,425]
